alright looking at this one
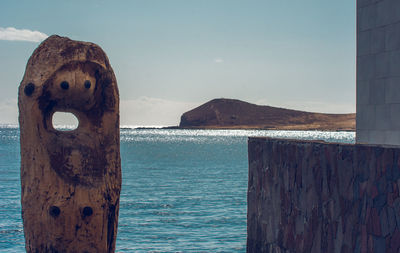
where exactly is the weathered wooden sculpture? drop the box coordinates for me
[18,35,121,252]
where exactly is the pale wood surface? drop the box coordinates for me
[19,35,121,252]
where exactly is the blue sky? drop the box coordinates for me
[0,0,356,126]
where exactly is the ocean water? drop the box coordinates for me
[0,127,355,252]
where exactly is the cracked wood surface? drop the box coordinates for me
[19,35,121,253]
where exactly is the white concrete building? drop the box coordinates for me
[357,0,400,145]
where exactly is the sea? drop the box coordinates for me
[0,126,355,252]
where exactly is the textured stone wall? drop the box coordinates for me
[247,138,400,253]
[357,0,400,145]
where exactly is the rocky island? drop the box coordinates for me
[179,98,355,131]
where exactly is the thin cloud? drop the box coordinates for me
[120,97,198,126]
[0,99,18,124]
[214,58,224,63]
[0,97,199,126]
[0,27,48,42]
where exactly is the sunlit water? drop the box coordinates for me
[0,126,354,252]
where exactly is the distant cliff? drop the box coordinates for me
[179,99,355,131]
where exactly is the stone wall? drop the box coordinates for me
[357,0,400,145]
[247,137,400,253]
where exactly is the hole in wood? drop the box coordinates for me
[49,206,60,217]
[82,206,93,218]
[24,83,35,96]
[52,112,79,131]
[60,81,69,90]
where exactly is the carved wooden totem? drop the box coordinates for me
[18,35,121,252]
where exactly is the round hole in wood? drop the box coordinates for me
[52,112,79,131]
[82,206,93,218]
[60,81,69,90]
[84,80,91,89]
[24,83,35,96]
[49,206,60,217]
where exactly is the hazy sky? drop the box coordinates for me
[0,0,356,126]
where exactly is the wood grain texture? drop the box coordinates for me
[18,35,121,252]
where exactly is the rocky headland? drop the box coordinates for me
[179,98,355,131]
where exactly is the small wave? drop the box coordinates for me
[120,128,355,144]
[120,125,168,129]
[0,124,18,128]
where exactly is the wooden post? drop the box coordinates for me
[18,35,121,252]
